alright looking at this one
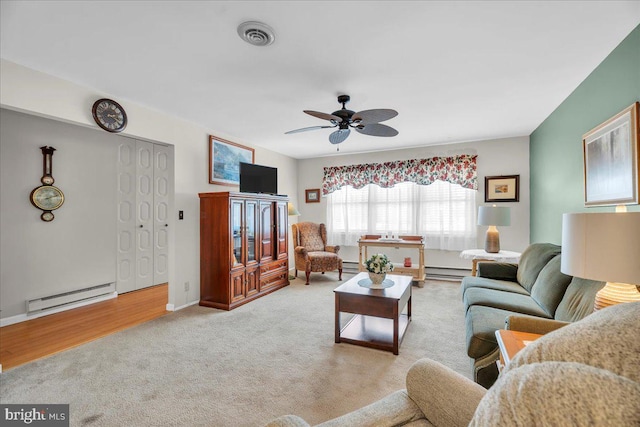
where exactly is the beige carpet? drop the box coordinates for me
[0,272,470,426]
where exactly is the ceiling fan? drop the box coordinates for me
[285,95,398,148]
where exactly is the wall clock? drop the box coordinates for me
[92,98,127,133]
[30,146,64,222]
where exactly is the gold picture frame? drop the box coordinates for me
[583,102,639,207]
[485,175,519,202]
[208,135,255,186]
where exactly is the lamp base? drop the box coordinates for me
[594,282,640,311]
[484,226,500,253]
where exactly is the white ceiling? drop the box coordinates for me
[1,1,639,159]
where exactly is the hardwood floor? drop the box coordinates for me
[0,283,169,371]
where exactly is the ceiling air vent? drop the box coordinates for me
[237,21,275,47]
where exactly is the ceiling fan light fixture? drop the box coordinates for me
[237,21,275,47]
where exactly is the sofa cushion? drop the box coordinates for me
[460,276,530,297]
[507,301,640,383]
[529,255,572,317]
[463,288,550,318]
[555,277,605,322]
[516,243,561,292]
[465,306,540,358]
[470,361,640,427]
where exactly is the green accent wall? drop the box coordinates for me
[530,25,640,244]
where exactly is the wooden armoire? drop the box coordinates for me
[199,192,289,310]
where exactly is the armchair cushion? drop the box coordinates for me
[296,222,327,252]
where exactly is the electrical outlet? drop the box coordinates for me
[184,281,190,292]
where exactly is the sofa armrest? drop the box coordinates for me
[263,415,310,427]
[325,245,340,254]
[477,262,518,281]
[505,315,570,335]
[406,359,486,427]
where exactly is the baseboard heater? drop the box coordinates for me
[342,261,469,281]
[27,282,116,313]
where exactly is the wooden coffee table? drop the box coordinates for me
[334,272,412,355]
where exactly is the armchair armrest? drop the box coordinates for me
[325,245,340,254]
[294,246,308,257]
[505,315,570,335]
[477,262,518,281]
[406,359,486,427]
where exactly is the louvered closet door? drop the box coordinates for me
[153,144,171,285]
[136,140,155,289]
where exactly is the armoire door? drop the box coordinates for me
[259,201,274,263]
[275,201,288,259]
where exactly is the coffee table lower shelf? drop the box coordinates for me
[337,313,410,354]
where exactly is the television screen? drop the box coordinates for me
[239,162,278,194]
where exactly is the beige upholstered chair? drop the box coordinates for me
[291,222,343,285]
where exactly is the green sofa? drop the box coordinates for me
[264,302,640,426]
[461,243,605,388]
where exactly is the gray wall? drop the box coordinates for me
[1,109,120,318]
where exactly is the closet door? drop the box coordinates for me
[135,140,154,289]
[153,144,171,285]
[116,139,136,293]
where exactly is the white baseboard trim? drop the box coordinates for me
[341,261,470,281]
[0,291,118,328]
[166,300,198,312]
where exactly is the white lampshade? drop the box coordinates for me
[561,212,640,310]
[561,212,640,284]
[478,206,511,226]
[288,203,300,216]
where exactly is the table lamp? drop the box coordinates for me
[561,212,640,311]
[478,205,511,253]
[288,203,300,216]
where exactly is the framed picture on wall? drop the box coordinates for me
[209,135,255,185]
[583,102,639,207]
[305,189,320,203]
[485,175,520,202]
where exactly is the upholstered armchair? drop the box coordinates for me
[291,222,343,285]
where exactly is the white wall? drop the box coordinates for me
[0,60,298,319]
[295,137,530,269]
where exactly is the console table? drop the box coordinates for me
[358,238,425,286]
[460,249,521,276]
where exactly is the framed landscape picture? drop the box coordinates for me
[209,135,255,185]
[305,188,320,203]
[485,175,519,202]
[583,102,639,207]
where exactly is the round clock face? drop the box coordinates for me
[92,98,127,133]
[30,185,65,211]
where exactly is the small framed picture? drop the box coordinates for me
[209,135,255,186]
[583,102,639,207]
[485,175,519,202]
[305,189,320,203]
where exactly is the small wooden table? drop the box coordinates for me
[358,238,425,286]
[334,272,412,355]
[460,249,521,276]
[495,329,542,370]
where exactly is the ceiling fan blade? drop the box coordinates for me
[352,109,398,124]
[355,123,398,137]
[329,128,350,144]
[285,125,335,135]
[304,110,343,123]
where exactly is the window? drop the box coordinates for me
[327,181,477,250]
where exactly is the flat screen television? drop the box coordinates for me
[239,162,278,194]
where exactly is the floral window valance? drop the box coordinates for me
[322,154,477,195]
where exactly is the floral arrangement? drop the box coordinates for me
[365,253,394,274]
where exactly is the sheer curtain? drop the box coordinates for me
[326,181,477,250]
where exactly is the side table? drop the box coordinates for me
[459,249,521,276]
[495,329,542,371]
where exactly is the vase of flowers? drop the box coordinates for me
[365,253,394,286]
